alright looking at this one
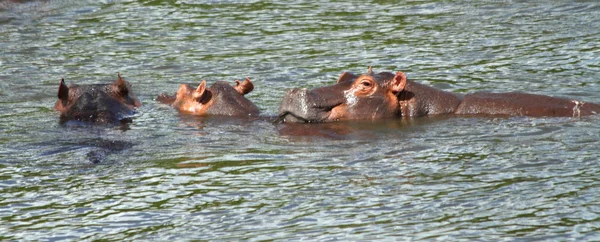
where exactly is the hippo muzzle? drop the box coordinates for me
[277,87,344,123]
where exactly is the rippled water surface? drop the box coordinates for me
[1,0,600,240]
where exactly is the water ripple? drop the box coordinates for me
[1,0,600,240]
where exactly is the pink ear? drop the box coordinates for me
[58,78,69,102]
[336,72,358,84]
[391,71,407,94]
[193,80,207,101]
[235,77,254,95]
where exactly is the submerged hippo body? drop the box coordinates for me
[278,67,600,123]
[54,73,142,124]
[157,78,259,117]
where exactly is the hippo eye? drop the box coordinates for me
[360,80,374,88]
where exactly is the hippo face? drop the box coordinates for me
[157,78,259,117]
[54,73,142,124]
[278,68,407,123]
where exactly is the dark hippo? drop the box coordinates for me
[54,73,142,124]
[278,67,600,123]
[157,78,259,117]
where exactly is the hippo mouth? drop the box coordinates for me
[274,111,318,123]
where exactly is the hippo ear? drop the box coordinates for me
[390,71,407,94]
[113,72,129,95]
[234,78,254,95]
[336,72,358,84]
[367,66,373,75]
[192,80,208,102]
[58,78,69,105]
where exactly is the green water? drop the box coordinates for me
[1,0,600,240]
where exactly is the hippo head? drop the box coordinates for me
[54,73,142,124]
[278,67,407,123]
[157,78,260,117]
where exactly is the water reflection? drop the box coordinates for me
[275,117,443,141]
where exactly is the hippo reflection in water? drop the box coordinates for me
[157,78,259,117]
[278,67,600,123]
[54,73,142,124]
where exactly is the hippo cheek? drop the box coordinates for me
[330,97,397,121]
[175,99,212,115]
[191,101,214,115]
[326,105,349,122]
[327,103,390,121]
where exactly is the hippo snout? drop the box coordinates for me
[281,88,309,109]
[278,88,340,123]
[278,88,309,122]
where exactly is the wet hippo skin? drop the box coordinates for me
[278,67,600,123]
[157,78,259,117]
[54,73,142,124]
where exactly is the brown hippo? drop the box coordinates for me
[157,78,259,117]
[278,67,600,123]
[54,73,142,124]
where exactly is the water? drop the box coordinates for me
[1,0,600,240]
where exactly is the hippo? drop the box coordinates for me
[157,78,260,117]
[278,67,600,123]
[54,73,142,124]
